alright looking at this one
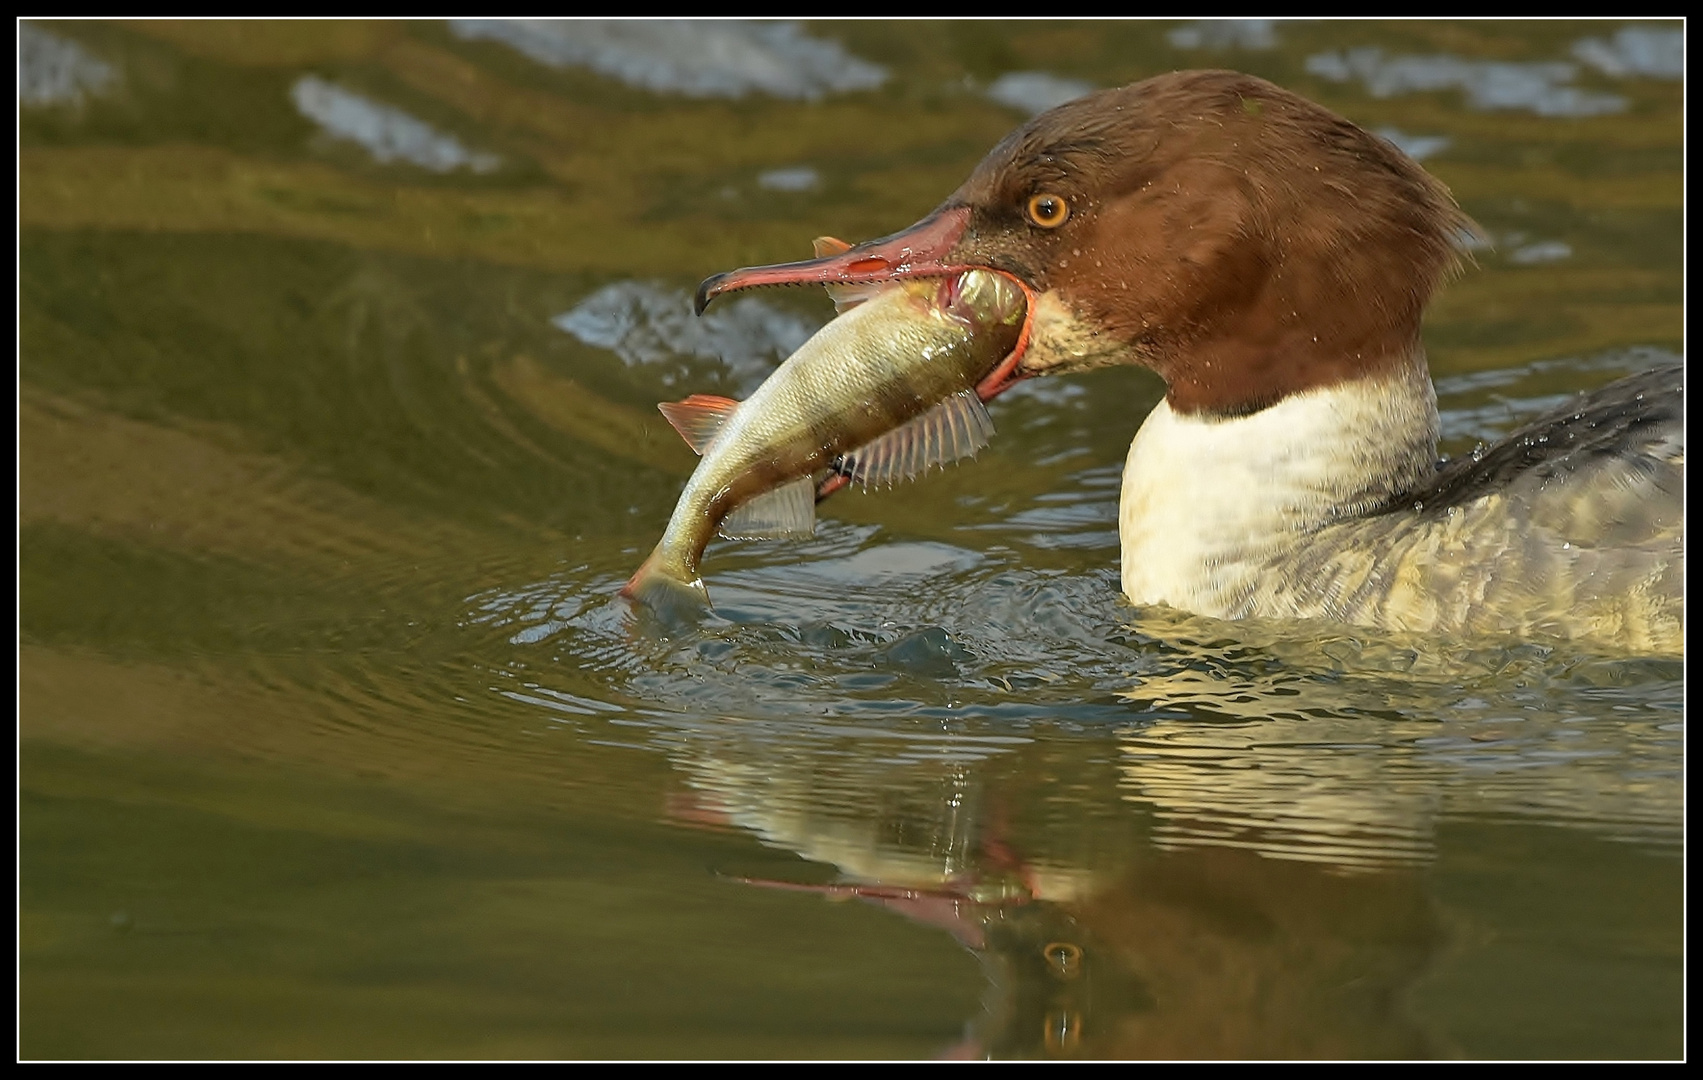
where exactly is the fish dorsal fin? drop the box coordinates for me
[719,476,816,539]
[658,394,739,455]
[813,236,885,313]
[838,390,995,490]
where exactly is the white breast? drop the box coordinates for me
[1118,361,1439,620]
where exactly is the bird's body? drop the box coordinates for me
[694,70,1683,655]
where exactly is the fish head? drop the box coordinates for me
[696,208,1036,401]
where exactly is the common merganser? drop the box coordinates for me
[695,70,1684,656]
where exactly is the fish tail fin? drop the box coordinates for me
[620,546,712,623]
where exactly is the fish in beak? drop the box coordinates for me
[623,268,1027,617]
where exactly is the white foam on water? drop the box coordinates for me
[756,166,820,192]
[291,76,501,173]
[1508,239,1573,266]
[553,281,822,394]
[985,71,1095,117]
[1374,126,1451,162]
[1167,19,1280,51]
[19,23,115,107]
[449,19,886,101]
[1572,25,1684,79]
[1306,46,1627,117]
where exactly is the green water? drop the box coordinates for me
[20,20,1682,1059]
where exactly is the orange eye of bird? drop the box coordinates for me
[1026,193,1070,228]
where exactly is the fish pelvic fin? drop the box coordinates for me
[658,394,740,455]
[720,476,817,539]
[837,390,995,490]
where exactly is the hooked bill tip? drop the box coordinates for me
[693,273,725,317]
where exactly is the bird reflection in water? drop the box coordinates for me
[663,716,1442,1060]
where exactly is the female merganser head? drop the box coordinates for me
[697,70,1683,657]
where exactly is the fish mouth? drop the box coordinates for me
[693,205,1034,402]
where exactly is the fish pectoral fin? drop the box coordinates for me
[658,394,740,455]
[810,239,888,312]
[837,390,995,490]
[824,281,890,314]
[719,477,817,540]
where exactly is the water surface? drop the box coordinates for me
[20,19,1683,1059]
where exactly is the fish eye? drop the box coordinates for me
[1026,193,1070,228]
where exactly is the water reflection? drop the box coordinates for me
[657,706,1441,1058]
[1114,622,1683,858]
[474,551,1679,1057]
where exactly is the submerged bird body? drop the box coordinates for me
[695,70,1682,655]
